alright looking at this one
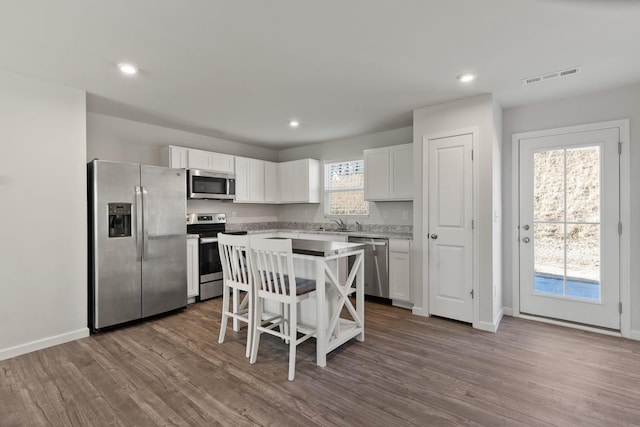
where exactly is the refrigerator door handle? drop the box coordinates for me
[142,186,149,260]
[135,185,143,261]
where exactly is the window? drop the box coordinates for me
[324,160,369,216]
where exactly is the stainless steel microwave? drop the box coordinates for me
[187,169,236,200]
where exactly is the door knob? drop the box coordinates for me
[522,237,530,243]
[430,233,438,239]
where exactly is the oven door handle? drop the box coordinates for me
[200,237,219,244]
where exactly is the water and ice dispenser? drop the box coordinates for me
[108,203,132,237]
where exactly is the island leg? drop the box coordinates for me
[315,257,327,367]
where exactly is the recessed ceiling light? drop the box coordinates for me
[457,73,476,83]
[289,120,300,128]
[118,63,138,75]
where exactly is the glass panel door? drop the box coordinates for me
[518,128,620,330]
[532,146,601,301]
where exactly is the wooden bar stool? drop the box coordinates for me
[217,233,253,358]
[248,238,317,381]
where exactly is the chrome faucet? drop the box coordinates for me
[355,221,363,231]
[331,218,347,231]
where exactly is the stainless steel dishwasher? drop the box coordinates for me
[348,237,389,300]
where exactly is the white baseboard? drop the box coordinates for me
[473,308,504,333]
[503,307,513,316]
[0,328,89,362]
[495,308,504,329]
[392,300,413,310]
[474,320,497,333]
[412,306,428,317]
[630,330,640,341]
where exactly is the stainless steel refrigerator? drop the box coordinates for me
[88,160,187,332]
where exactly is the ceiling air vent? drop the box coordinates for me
[522,66,581,86]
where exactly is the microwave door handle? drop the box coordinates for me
[142,186,149,259]
[135,186,143,261]
[226,178,230,196]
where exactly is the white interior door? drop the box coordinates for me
[518,128,620,330]
[427,134,473,323]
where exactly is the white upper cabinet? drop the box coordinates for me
[162,145,188,169]
[235,157,266,203]
[164,145,319,204]
[364,148,391,200]
[163,145,234,173]
[389,144,413,200]
[188,149,235,173]
[364,143,413,201]
[209,152,235,173]
[234,156,250,202]
[264,161,278,203]
[186,148,214,170]
[278,159,320,204]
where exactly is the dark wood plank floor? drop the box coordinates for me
[2,300,640,426]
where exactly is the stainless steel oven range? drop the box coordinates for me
[186,213,246,301]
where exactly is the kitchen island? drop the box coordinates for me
[261,237,366,367]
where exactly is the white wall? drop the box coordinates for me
[412,94,501,330]
[87,112,279,164]
[502,84,640,337]
[87,112,281,223]
[492,100,503,323]
[0,70,88,360]
[277,126,414,226]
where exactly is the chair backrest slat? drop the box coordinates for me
[218,233,251,286]
[250,238,296,299]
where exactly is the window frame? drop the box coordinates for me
[323,158,369,218]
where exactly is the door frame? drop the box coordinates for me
[511,119,630,338]
[422,127,479,327]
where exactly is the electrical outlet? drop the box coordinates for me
[231,211,237,218]
[402,211,408,220]
[382,210,388,219]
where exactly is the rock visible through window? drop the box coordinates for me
[324,160,369,216]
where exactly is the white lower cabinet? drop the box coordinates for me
[389,239,411,306]
[187,237,199,303]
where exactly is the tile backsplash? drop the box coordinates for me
[226,221,412,234]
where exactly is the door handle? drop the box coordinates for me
[522,237,530,243]
[522,224,530,230]
[135,186,143,261]
[430,233,438,239]
[142,186,149,259]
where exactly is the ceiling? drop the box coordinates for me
[1,0,639,149]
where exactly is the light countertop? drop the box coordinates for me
[246,228,412,240]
